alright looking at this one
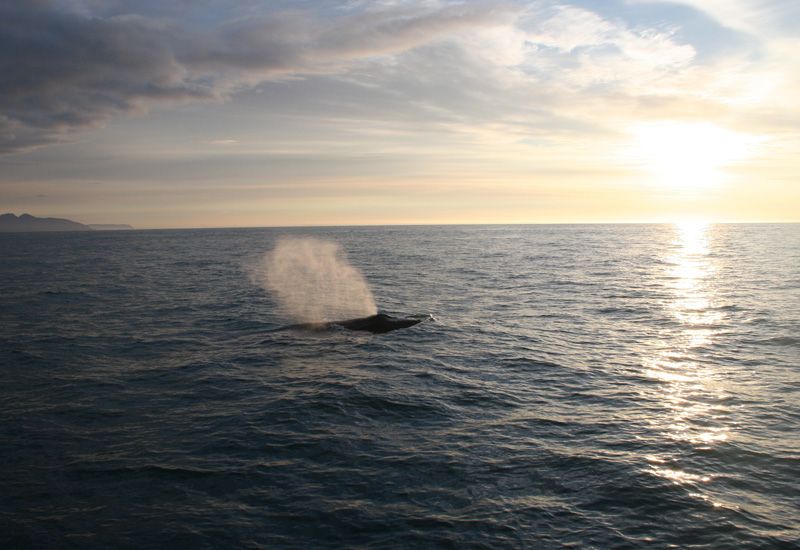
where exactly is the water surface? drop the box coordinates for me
[1,224,798,548]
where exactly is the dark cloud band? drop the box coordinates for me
[0,0,515,154]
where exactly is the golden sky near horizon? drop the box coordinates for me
[1,0,798,227]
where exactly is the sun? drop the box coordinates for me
[627,122,754,191]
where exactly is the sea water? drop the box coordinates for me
[1,224,798,548]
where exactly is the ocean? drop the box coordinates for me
[1,224,798,548]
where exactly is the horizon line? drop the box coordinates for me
[98,219,800,231]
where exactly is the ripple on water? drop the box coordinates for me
[1,224,798,547]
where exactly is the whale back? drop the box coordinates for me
[335,313,422,333]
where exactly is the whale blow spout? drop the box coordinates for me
[334,313,423,334]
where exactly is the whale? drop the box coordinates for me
[333,313,423,333]
[283,313,424,334]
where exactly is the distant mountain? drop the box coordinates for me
[88,224,134,231]
[0,213,93,232]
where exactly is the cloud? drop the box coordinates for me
[0,2,211,153]
[1,0,794,159]
[629,0,800,36]
[312,3,702,143]
[521,5,696,91]
[0,0,517,154]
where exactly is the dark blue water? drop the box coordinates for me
[1,224,798,548]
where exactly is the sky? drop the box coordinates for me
[1,0,798,228]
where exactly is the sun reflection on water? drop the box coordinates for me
[667,222,724,334]
[644,221,732,490]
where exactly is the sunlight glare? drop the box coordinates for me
[628,122,754,190]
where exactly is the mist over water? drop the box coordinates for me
[256,237,377,322]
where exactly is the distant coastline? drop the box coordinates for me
[0,213,133,232]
